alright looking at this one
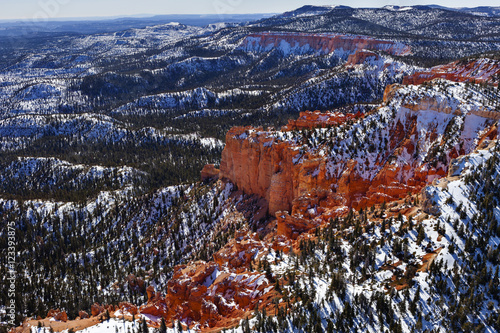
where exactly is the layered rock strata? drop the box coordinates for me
[218,82,498,239]
[240,32,411,56]
[403,58,500,86]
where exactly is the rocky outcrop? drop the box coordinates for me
[164,261,219,324]
[277,211,321,239]
[118,302,138,315]
[201,164,220,182]
[56,311,68,322]
[403,58,500,86]
[282,110,362,131]
[47,309,68,322]
[240,32,411,56]
[90,303,105,317]
[219,126,342,216]
[346,50,379,66]
[78,311,89,319]
[219,112,362,217]
[213,230,264,270]
[146,286,156,303]
[219,82,497,222]
[138,256,276,330]
[219,126,295,215]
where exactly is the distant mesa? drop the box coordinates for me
[240,32,411,56]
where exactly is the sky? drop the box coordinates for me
[0,0,498,21]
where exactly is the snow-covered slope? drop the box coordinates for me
[5,77,499,333]
[1,5,500,333]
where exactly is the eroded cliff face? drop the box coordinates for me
[66,229,278,332]
[346,50,380,66]
[134,228,281,331]
[403,58,500,86]
[219,126,294,215]
[36,60,500,333]
[219,112,364,217]
[240,32,411,56]
[218,81,499,236]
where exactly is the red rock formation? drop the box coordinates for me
[219,126,294,215]
[277,211,319,239]
[55,311,68,322]
[346,50,379,66]
[137,236,278,330]
[282,110,362,131]
[47,309,67,322]
[201,164,220,182]
[146,286,156,303]
[213,230,264,269]
[78,311,89,319]
[219,83,497,221]
[403,58,500,86]
[90,303,105,317]
[164,261,218,322]
[140,300,168,318]
[241,32,411,56]
[118,302,138,315]
[219,121,357,218]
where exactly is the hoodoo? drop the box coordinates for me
[218,80,499,221]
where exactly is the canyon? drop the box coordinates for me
[219,79,498,226]
[4,6,500,328]
[27,58,500,332]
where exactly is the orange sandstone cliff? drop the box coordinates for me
[218,83,499,234]
[219,111,364,217]
[26,60,500,333]
[136,229,279,330]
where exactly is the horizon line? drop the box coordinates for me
[0,12,277,23]
[0,4,498,23]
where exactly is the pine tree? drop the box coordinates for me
[141,318,148,333]
[242,317,251,333]
[160,318,167,333]
[416,224,425,245]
